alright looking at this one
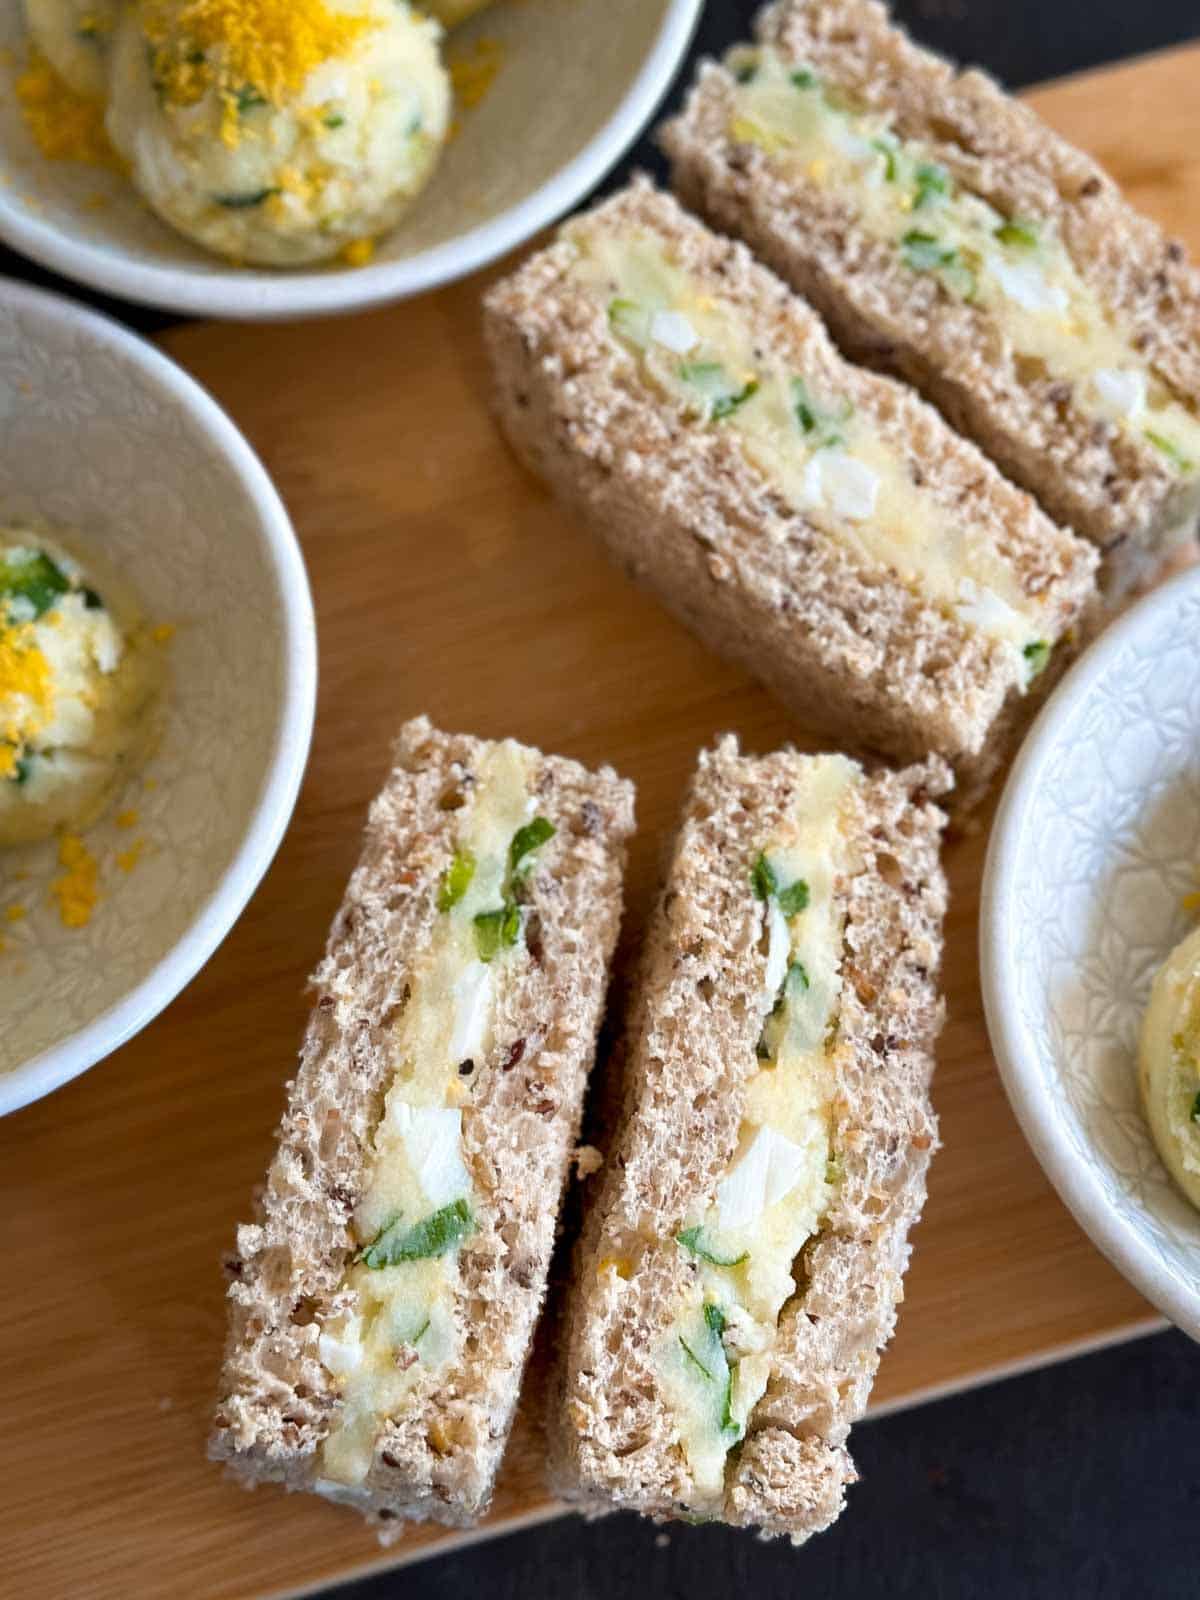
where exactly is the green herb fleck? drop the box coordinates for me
[0,549,69,619]
[509,816,555,882]
[11,753,31,787]
[1191,1091,1200,1124]
[786,959,809,993]
[437,848,476,912]
[1023,639,1051,679]
[777,878,810,918]
[410,1316,431,1346]
[912,161,951,210]
[83,587,103,610]
[679,1335,714,1381]
[1145,430,1195,474]
[679,362,759,419]
[791,379,852,449]
[901,230,958,273]
[235,85,267,113]
[608,297,648,344]
[473,902,522,963]
[790,66,819,90]
[750,852,778,901]
[996,218,1040,250]
[734,61,758,84]
[677,1227,749,1267]
[703,1304,738,1434]
[872,137,898,181]
[323,112,347,129]
[214,188,279,209]
[358,1198,473,1269]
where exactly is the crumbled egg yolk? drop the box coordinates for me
[341,236,375,267]
[15,51,120,169]
[51,832,100,929]
[0,622,53,779]
[446,34,503,109]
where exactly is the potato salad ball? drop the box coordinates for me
[106,0,452,267]
[23,0,119,99]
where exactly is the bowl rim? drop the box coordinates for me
[0,277,317,1117]
[980,563,1200,1335]
[0,0,703,322]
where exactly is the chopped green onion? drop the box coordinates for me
[83,587,103,610]
[679,362,759,419]
[358,1198,473,1268]
[608,297,649,345]
[733,61,758,85]
[872,137,898,182]
[790,66,819,90]
[473,902,522,962]
[10,753,31,787]
[777,878,810,918]
[912,162,951,210]
[214,188,279,209]
[1023,640,1051,679]
[785,959,810,993]
[750,852,777,901]
[679,1335,713,1381]
[996,218,1040,250]
[509,816,555,881]
[677,1227,749,1267]
[0,549,69,618]
[1146,430,1195,474]
[235,85,267,113]
[323,112,346,129]
[704,1303,738,1434]
[791,379,851,449]
[901,230,958,273]
[437,849,476,912]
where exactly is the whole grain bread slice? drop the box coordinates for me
[210,716,635,1539]
[483,178,1096,812]
[550,736,948,1540]
[661,0,1200,594]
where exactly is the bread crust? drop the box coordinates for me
[660,0,1200,594]
[549,737,949,1540]
[483,179,1097,811]
[210,717,634,1538]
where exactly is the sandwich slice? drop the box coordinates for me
[661,0,1200,595]
[484,179,1096,811]
[211,716,635,1537]
[551,737,948,1539]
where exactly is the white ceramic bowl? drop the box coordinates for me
[0,0,701,321]
[982,566,1200,1335]
[0,279,316,1115]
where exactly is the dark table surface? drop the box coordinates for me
[5,4,1198,1597]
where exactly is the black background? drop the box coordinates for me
[5,4,1199,1597]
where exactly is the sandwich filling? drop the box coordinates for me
[316,741,554,1490]
[568,222,1054,687]
[657,754,860,1506]
[723,46,1200,479]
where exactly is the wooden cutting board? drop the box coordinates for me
[5,41,1195,1600]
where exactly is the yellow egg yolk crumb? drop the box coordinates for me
[116,809,139,829]
[139,0,375,112]
[16,52,121,170]
[116,839,145,873]
[341,236,375,267]
[5,905,26,922]
[0,621,53,779]
[447,34,503,109]
[151,622,176,645]
[51,833,100,929]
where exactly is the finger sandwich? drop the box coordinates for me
[661,0,1200,594]
[210,717,635,1538]
[550,737,949,1539]
[483,180,1097,811]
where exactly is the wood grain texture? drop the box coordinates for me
[4,43,1196,1600]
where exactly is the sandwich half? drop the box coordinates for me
[483,179,1097,812]
[211,716,635,1537]
[661,0,1200,594]
[551,737,948,1539]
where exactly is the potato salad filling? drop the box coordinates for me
[106,0,451,267]
[569,224,1054,686]
[726,46,1200,479]
[1139,922,1200,1213]
[657,756,860,1505]
[23,0,118,98]
[316,742,556,1490]
[0,532,159,849]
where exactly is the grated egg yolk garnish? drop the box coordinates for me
[0,621,53,780]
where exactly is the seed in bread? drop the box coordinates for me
[550,736,948,1538]
[210,716,635,1538]
[483,178,1097,810]
[661,0,1200,595]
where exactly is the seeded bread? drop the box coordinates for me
[661,0,1200,594]
[210,716,635,1539]
[550,736,948,1540]
[483,179,1097,812]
